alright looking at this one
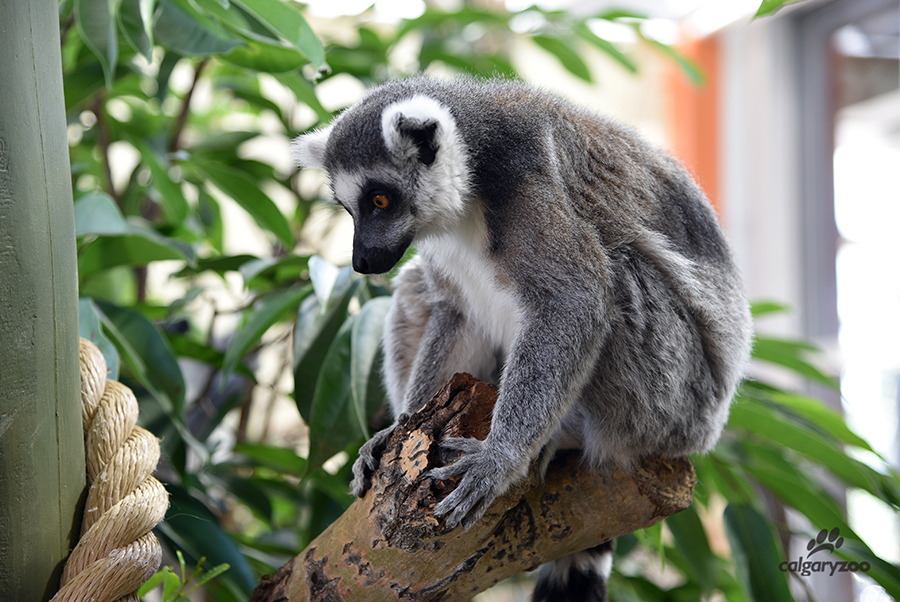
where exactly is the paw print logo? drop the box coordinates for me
[807,528,844,557]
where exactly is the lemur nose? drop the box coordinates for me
[353,255,370,274]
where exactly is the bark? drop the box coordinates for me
[251,373,695,602]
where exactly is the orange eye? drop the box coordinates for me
[372,194,390,209]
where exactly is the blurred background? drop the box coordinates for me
[54,0,900,600]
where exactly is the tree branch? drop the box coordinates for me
[251,374,695,602]
[169,58,208,153]
[91,95,120,206]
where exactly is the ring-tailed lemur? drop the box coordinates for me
[293,76,752,602]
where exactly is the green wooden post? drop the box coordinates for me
[0,0,84,599]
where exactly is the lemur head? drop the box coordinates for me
[292,92,470,274]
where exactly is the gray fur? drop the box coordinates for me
[292,77,752,534]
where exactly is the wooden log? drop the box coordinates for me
[251,374,695,602]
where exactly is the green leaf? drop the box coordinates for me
[395,5,508,40]
[744,388,873,452]
[417,44,510,78]
[165,331,256,381]
[666,504,717,593]
[162,567,182,601]
[118,0,156,60]
[755,0,802,18]
[175,550,187,585]
[593,9,648,21]
[74,192,129,238]
[222,285,311,380]
[308,256,352,305]
[189,130,259,154]
[192,0,316,74]
[292,280,362,422]
[89,302,208,464]
[836,539,900,600]
[156,50,181,102]
[306,316,364,474]
[276,72,331,122]
[232,87,286,121]
[234,441,306,474]
[750,299,791,318]
[575,22,638,73]
[130,139,190,225]
[136,566,171,597]
[231,0,326,67]
[697,452,759,505]
[158,485,257,596]
[531,35,593,82]
[190,562,231,590]
[63,63,110,111]
[221,39,307,73]
[155,0,243,56]
[645,37,705,86]
[193,158,295,246]
[304,476,350,541]
[198,191,224,253]
[307,466,354,507]
[351,297,391,438]
[78,297,120,380]
[239,255,309,290]
[126,218,195,261]
[192,0,259,39]
[75,0,119,88]
[753,335,818,354]
[639,521,666,565]
[177,254,259,277]
[94,300,186,418]
[740,440,856,541]
[729,400,878,494]
[215,473,274,523]
[609,574,669,602]
[752,336,839,389]
[723,504,793,602]
[78,228,189,279]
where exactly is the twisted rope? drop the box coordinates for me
[52,338,169,602]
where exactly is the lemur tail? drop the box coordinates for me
[531,541,614,602]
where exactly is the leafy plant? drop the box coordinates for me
[59,0,894,601]
[608,302,900,601]
[137,551,230,602]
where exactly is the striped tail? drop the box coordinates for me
[531,541,614,602]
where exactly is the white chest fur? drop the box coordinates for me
[418,213,522,352]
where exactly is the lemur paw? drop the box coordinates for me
[429,437,513,530]
[350,417,406,497]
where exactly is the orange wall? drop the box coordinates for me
[664,35,723,220]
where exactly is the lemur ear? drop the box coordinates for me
[382,96,454,167]
[291,125,332,170]
[396,117,438,166]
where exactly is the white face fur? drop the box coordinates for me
[291,95,472,238]
[290,123,331,171]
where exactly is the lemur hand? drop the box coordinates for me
[429,437,518,530]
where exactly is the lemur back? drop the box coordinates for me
[293,76,752,602]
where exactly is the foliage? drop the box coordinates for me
[58,0,896,600]
[755,0,808,18]
[609,301,900,601]
[138,551,230,602]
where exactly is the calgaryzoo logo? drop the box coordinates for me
[779,528,871,577]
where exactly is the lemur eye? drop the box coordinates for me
[372,194,390,209]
